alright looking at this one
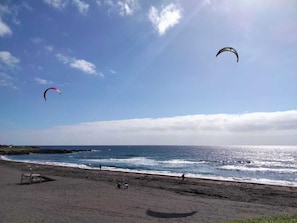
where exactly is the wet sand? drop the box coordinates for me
[1,159,297,223]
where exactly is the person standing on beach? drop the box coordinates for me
[181,173,185,181]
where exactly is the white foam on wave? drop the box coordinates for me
[85,157,158,166]
[219,165,297,173]
[83,157,201,166]
[159,159,200,165]
[253,160,297,168]
[0,155,93,170]
[0,155,11,161]
[103,166,297,187]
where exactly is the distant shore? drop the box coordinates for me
[1,159,297,223]
[0,145,90,155]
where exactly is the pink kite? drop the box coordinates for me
[44,87,62,101]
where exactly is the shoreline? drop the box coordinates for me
[2,155,297,188]
[1,159,297,222]
[2,159,297,205]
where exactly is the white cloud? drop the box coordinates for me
[43,0,69,11]
[70,59,97,75]
[0,79,15,88]
[0,18,12,37]
[34,77,53,85]
[98,0,140,16]
[0,3,20,37]
[56,53,71,64]
[148,3,182,36]
[0,51,20,67]
[0,51,19,89]
[102,0,114,7]
[44,0,89,15]
[117,0,139,16]
[45,45,54,52]
[2,110,296,145]
[56,53,101,76]
[0,72,17,89]
[0,2,31,28]
[72,0,89,15]
[109,69,116,74]
[31,37,44,44]
[0,3,26,36]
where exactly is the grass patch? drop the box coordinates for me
[226,213,297,223]
[0,146,40,154]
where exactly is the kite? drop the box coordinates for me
[216,47,239,62]
[43,87,61,101]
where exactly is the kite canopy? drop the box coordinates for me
[44,87,61,101]
[216,47,239,62]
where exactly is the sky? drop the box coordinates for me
[0,0,296,146]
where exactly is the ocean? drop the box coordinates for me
[2,145,297,187]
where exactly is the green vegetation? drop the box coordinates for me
[0,146,84,155]
[0,145,40,155]
[226,214,297,223]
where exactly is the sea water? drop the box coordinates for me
[2,145,297,187]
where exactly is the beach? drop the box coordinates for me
[1,159,297,223]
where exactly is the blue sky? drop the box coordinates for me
[0,0,296,145]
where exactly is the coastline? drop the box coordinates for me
[1,159,297,223]
[2,145,296,188]
[0,145,91,155]
[3,154,296,188]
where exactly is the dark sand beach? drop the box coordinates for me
[1,159,297,223]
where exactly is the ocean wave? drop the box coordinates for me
[0,156,92,169]
[82,157,202,166]
[252,160,297,168]
[159,159,201,165]
[219,165,297,173]
[101,167,297,187]
[0,155,10,161]
[84,157,158,166]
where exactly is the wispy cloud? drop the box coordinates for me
[31,37,44,44]
[3,110,296,145]
[56,53,102,76]
[0,18,12,37]
[70,59,97,75]
[98,0,140,16]
[0,4,13,37]
[148,3,182,36]
[109,69,116,74]
[1,2,32,27]
[34,77,53,85]
[45,45,54,52]
[0,51,19,89]
[56,53,71,64]
[31,37,54,54]
[72,0,89,15]
[0,72,17,89]
[43,0,89,15]
[43,0,68,11]
[117,0,139,16]
[0,51,20,68]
